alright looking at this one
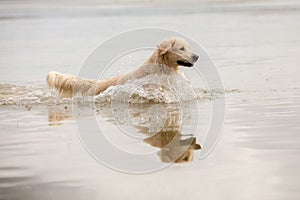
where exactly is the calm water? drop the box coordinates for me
[0,1,300,200]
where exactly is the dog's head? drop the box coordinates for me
[157,37,199,69]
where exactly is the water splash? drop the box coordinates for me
[0,84,70,106]
[0,73,228,106]
[95,73,197,104]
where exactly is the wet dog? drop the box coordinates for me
[47,37,199,97]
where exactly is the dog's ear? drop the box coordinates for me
[157,39,175,55]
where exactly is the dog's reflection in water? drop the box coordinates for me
[48,102,201,163]
[145,132,200,163]
[128,103,201,163]
[48,105,73,126]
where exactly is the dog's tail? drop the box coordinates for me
[47,71,94,97]
[47,71,122,98]
[47,71,77,97]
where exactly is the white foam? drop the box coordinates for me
[0,73,220,106]
[95,73,197,104]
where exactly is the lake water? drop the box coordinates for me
[0,1,300,200]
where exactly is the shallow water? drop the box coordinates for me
[1,1,300,200]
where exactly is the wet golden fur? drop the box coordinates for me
[47,37,198,98]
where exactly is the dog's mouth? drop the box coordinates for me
[177,60,193,67]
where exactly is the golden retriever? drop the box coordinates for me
[47,37,199,97]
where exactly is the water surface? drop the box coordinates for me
[0,1,300,199]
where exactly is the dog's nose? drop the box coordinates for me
[192,54,199,62]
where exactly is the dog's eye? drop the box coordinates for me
[179,47,185,51]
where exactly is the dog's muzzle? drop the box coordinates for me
[177,54,199,67]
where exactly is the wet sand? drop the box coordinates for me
[0,1,300,199]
